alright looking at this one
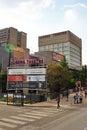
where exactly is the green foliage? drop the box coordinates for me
[0,97,7,102]
[60,56,68,68]
[47,62,71,93]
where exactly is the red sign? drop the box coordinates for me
[53,53,64,61]
[8,75,25,82]
[10,58,43,64]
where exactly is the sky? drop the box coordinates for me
[0,0,87,65]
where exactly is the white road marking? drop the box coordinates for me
[1,118,26,125]
[18,114,42,119]
[25,112,48,116]
[36,110,58,114]
[10,116,35,121]
[0,121,17,128]
[30,110,52,114]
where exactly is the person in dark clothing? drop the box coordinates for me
[56,95,60,108]
[66,91,69,101]
[79,93,83,103]
[73,93,79,104]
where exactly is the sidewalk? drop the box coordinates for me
[0,93,87,108]
[24,93,87,108]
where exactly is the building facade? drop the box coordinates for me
[38,31,82,69]
[0,46,9,71]
[35,51,64,66]
[0,27,29,70]
[0,27,27,49]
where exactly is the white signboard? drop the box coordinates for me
[26,75,45,81]
[8,69,25,75]
[26,68,46,74]
[8,68,46,75]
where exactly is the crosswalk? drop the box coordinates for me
[0,108,63,129]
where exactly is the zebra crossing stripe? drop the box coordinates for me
[40,108,62,113]
[18,114,42,119]
[0,121,17,128]
[30,110,50,114]
[25,112,48,116]
[36,109,56,112]
[40,108,59,112]
[10,116,35,121]
[1,118,26,125]
[42,110,61,113]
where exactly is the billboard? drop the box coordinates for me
[26,68,46,75]
[8,69,25,75]
[26,75,45,81]
[8,75,25,82]
[7,67,46,90]
[52,52,64,62]
[7,81,46,90]
[8,68,46,75]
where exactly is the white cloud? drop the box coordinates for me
[0,0,56,26]
[64,2,87,9]
[41,0,56,8]
[64,9,77,24]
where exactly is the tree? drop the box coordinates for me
[47,62,71,94]
[60,56,68,68]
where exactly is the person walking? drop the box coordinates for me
[56,95,60,109]
[79,93,83,103]
[66,91,69,101]
[73,93,79,104]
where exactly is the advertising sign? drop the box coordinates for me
[8,68,46,75]
[26,75,45,81]
[7,67,46,90]
[26,68,46,75]
[7,81,46,90]
[53,52,64,62]
[8,75,25,82]
[8,69,25,75]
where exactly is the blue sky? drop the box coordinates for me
[0,0,87,65]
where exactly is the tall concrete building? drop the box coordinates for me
[0,27,29,70]
[38,31,82,69]
[0,27,27,48]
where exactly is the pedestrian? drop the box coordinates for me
[56,95,60,109]
[73,93,79,104]
[79,93,83,103]
[66,91,69,101]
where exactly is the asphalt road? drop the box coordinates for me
[0,103,87,130]
[48,106,87,130]
[0,104,67,130]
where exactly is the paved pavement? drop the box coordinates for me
[23,92,87,108]
[0,92,87,108]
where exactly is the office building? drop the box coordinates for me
[0,27,27,48]
[38,31,82,69]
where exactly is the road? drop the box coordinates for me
[0,103,87,130]
[0,104,66,130]
[47,106,87,130]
